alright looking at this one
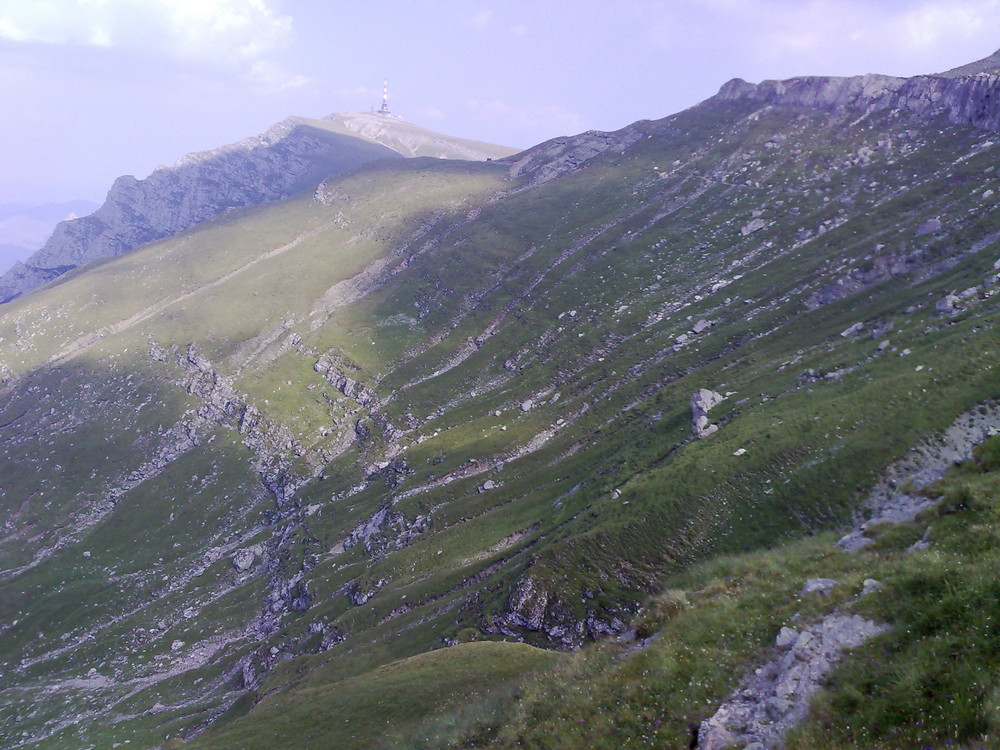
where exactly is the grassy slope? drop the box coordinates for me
[192,103,1000,745]
[0,160,509,748]
[1,92,999,749]
[259,100,999,653]
[192,436,1000,749]
[437,435,1000,750]
[196,641,560,750]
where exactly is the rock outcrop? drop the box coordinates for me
[505,127,645,188]
[692,388,726,438]
[836,401,1000,552]
[698,612,888,750]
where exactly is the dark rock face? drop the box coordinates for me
[0,120,399,303]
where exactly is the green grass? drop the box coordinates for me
[443,533,863,748]
[788,435,1000,749]
[388,434,1000,750]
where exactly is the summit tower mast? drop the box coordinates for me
[378,79,390,115]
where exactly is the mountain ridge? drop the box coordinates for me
[313,111,520,161]
[716,47,1000,131]
[0,114,517,305]
[938,46,1000,77]
[0,199,99,270]
[716,70,1000,131]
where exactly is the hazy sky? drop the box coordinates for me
[2,0,1000,206]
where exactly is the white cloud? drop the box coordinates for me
[469,9,493,30]
[0,18,35,43]
[247,60,309,91]
[0,0,304,89]
[156,0,291,60]
[751,1,1000,73]
[88,24,113,47]
[641,0,1000,79]
[334,86,370,97]
[898,1,995,50]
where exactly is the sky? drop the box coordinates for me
[2,0,1000,210]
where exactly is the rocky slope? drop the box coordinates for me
[939,47,1000,77]
[1,52,1000,749]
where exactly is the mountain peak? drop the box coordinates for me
[308,111,520,161]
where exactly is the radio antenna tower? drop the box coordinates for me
[378,79,391,115]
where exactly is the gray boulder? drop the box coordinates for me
[232,544,265,573]
[935,293,960,314]
[799,578,839,596]
[915,217,942,236]
[691,389,726,438]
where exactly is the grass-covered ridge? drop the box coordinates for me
[789,433,1000,749]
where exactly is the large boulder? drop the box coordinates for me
[691,389,726,438]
